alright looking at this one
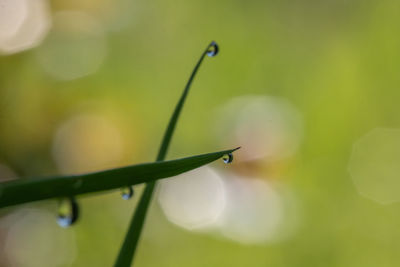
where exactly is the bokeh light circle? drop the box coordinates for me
[52,114,124,174]
[3,209,77,267]
[0,0,51,55]
[158,166,300,244]
[214,95,304,162]
[35,11,107,80]
[349,128,400,204]
[217,173,285,244]
[158,167,226,231]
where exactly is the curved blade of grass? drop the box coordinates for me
[0,148,238,209]
[156,41,217,161]
[114,41,219,267]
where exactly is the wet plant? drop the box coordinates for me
[114,41,232,267]
[0,41,238,266]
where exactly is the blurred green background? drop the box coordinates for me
[1,0,400,266]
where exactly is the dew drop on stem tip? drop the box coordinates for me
[207,42,219,57]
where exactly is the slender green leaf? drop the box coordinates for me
[0,148,238,209]
[114,41,219,267]
[156,41,218,161]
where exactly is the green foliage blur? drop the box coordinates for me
[1,0,400,266]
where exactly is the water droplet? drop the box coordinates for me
[207,41,219,57]
[57,198,79,228]
[223,153,233,164]
[121,186,134,200]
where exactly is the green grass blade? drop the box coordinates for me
[156,41,217,161]
[113,181,154,267]
[0,148,238,208]
[114,41,219,267]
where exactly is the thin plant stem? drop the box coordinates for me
[114,41,219,267]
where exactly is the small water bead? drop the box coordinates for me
[57,197,79,228]
[207,41,219,57]
[223,153,233,164]
[121,186,134,200]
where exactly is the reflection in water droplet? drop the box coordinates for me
[223,153,233,164]
[207,41,219,57]
[57,198,79,228]
[121,186,134,200]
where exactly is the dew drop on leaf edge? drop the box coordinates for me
[121,186,134,200]
[223,153,233,164]
[57,198,79,228]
